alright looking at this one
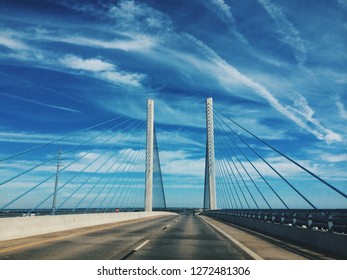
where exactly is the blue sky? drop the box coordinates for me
[0,0,346,209]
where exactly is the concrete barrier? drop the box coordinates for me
[0,211,177,241]
[204,213,347,259]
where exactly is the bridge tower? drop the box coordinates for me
[145,99,154,212]
[204,97,217,210]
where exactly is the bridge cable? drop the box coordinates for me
[0,114,129,162]
[213,131,251,209]
[129,177,145,210]
[0,117,141,209]
[0,117,137,187]
[95,130,144,209]
[28,118,145,213]
[87,145,145,212]
[60,120,146,212]
[107,150,146,211]
[214,116,271,209]
[96,148,145,212]
[70,120,145,212]
[215,140,251,209]
[215,159,235,208]
[110,149,146,211]
[214,107,347,200]
[213,109,316,209]
[215,150,244,208]
[101,144,146,212]
[213,112,289,209]
[214,118,260,209]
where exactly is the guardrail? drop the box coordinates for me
[203,209,347,234]
[202,209,347,258]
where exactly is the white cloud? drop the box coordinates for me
[106,0,173,32]
[100,71,146,88]
[57,0,173,34]
[157,149,205,177]
[338,0,347,9]
[162,157,205,177]
[257,0,307,66]
[321,153,347,163]
[0,28,148,88]
[203,0,248,44]
[0,131,59,145]
[1,92,80,113]
[60,54,114,72]
[72,35,155,51]
[286,95,343,143]
[59,54,146,87]
[0,34,28,50]
[36,32,155,52]
[156,132,205,153]
[159,150,195,162]
[335,96,347,120]
[182,33,342,143]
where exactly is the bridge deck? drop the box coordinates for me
[0,214,336,260]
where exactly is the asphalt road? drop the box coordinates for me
[0,215,251,260]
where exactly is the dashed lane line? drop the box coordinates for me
[134,240,150,251]
[121,240,150,260]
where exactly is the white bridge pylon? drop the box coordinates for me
[145,99,154,212]
[204,97,217,210]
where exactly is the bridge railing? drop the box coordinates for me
[203,209,347,234]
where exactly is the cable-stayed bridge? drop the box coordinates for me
[1,100,165,214]
[0,98,346,260]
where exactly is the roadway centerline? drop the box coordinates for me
[120,218,180,260]
[121,240,150,260]
[162,224,171,230]
[134,240,150,251]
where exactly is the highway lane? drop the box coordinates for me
[0,216,177,260]
[126,215,251,260]
[0,215,252,260]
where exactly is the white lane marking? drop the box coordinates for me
[162,223,173,230]
[200,216,263,260]
[134,240,150,251]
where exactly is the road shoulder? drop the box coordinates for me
[201,216,309,260]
